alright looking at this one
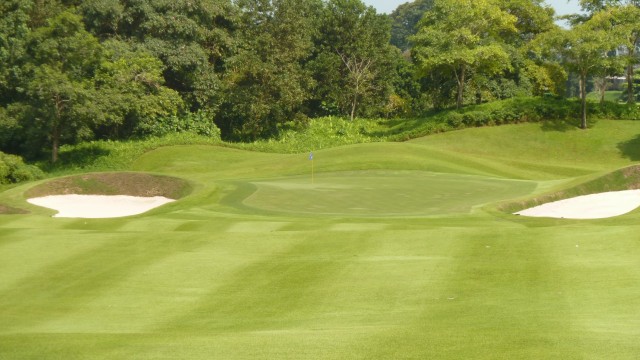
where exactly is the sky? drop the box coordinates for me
[361,0,583,16]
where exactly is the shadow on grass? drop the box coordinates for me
[44,143,111,170]
[0,204,29,215]
[539,117,598,132]
[618,135,640,161]
[540,119,576,132]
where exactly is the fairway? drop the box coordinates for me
[2,121,640,359]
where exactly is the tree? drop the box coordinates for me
[389,0,433,51]
[23,10,103,162]
[0,0,32,106]
[589,5,640,103]
[312,0,398,120]
[501,0,556,44]
[221,0,319,138]
[580,0,640,13]
[80,0,237,113]
[411,0,517,109]
[458,0,559,103]
[25,65,93,162]
[534,21,617,129]
[93,40,184,138]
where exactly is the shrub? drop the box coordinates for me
[135,111,222,140]
[0,152,44,184]
[385,97,598,141]
[443,112,464,129]
[462,111,490,127]
[591,101,640,120]
[228,117,386,153]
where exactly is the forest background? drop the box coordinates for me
[1,0,639,170]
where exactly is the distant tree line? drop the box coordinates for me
[1,0,639,162]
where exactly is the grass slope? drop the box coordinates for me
[25,172,192,199]
[1,121,640,359]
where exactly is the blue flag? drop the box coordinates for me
[309,152,313,160]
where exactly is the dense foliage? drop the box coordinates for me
[1,0,640,167]
[0,151,44,184]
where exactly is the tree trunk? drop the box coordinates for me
[456,66,465,109]
[598,77,606,104]
[580,73,587,130]
[51,126,60,163]
[52,95,63,163]
[628,63,635,104]
[578,77,584,99]
[350,81,358,122]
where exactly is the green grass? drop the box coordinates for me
[244,171,536,216]
[2,120,640,358]
[587,90,624,103]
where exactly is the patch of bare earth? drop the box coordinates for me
[25,172,191,199]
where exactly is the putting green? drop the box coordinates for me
[244,171,537,216]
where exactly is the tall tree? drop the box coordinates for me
[500,0,556,44]
[499,0,563,97]
[389,0,433,51]
[0,0,32,106]
[411,0,517,109]
[93,40,184,138]
[23,10,103,162]
[534,21,617,129]
[221,0,319,138]
[589,5,640,103]
[79,0,237,113]
[482,0,558,101]
[312,0,398,120]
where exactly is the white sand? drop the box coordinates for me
[514,190,640,219]
[27,194,175,218]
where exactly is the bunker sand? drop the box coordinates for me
[28,189,640,220]
[515,190,640,219]
[27,194,175,218]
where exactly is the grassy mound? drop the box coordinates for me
[410,121,640,173]
[25,172,192,199]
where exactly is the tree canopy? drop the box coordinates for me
[0,0,637,161]
[411,0,518,108]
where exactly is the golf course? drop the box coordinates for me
[2,120,640,359]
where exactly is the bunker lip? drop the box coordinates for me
[27,194,175,218]
[514,190,640,219]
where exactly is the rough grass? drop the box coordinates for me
[0,204,29,214]
[3,120,640,359]
[24,172,192,199]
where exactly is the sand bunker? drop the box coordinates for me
[27,194,175,218]
[514,190,640,219]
